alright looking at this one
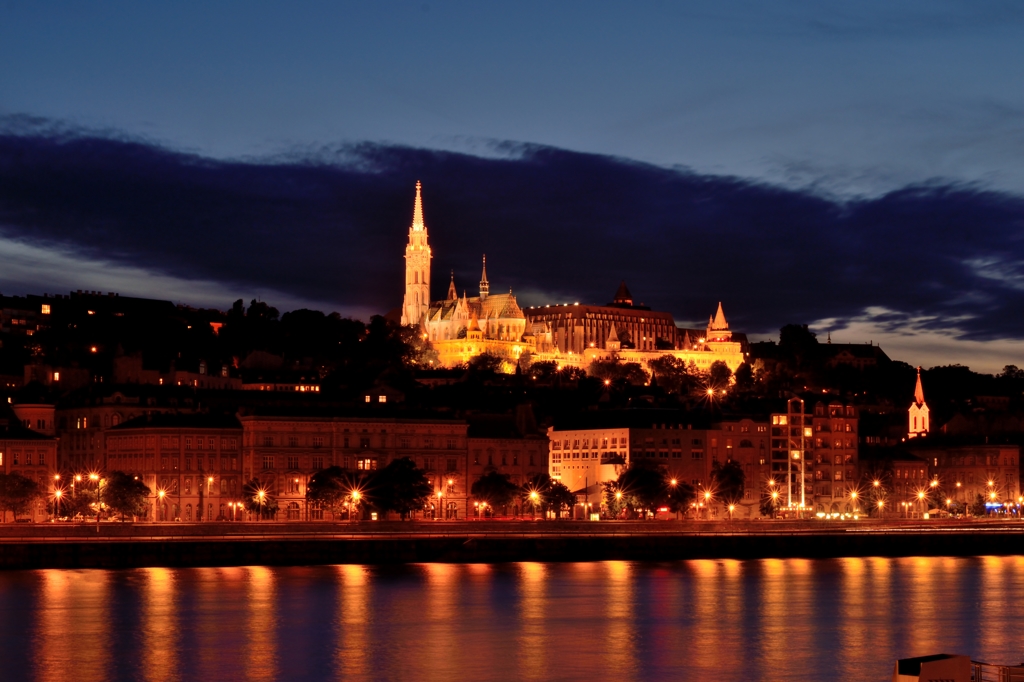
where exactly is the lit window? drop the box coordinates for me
[41,304,51,315]
[378,395,387,403]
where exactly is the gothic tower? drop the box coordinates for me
[401,181,432,326]
[908,367,930,438]
[479,254,490,300]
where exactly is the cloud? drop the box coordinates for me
[803,308,1022,375]
[2,117,1024,368]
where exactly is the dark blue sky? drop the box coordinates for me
[1,1,1023,371]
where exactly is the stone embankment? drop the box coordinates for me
[1,519,1022,569]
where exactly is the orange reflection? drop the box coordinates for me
[36,569,112,682]
[141,567,179,682]
[244,566,278,681]
[516,562,549,678]
[335,564,370,677]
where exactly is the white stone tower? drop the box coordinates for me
[908,367,930,438]
[401,181,432,326]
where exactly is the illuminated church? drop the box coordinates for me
[400,182,531,368]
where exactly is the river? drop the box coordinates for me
[1,556,1021,681]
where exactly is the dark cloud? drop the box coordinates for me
[2,118,1023,340]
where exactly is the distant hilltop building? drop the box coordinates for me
[525,294,745,373]
[398,182,744,373]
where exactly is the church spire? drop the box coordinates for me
[908,366,930,438]
[400,181,431,326]
[411,180,425,232]
[479,254,490,300]
[446,270,457,300]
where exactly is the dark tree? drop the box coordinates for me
[103,471,152,521]
[546,480,576,516]
[616,461,669,517]
[471,471,520,514]
[366,457,432,520]
[666,479,696,517]
[306,466,362,518]
[243,478,279,520]
[0,473,41,522]
[732,362,754,390]
[468,352,503,373]
[711,459,745,503]
[708,360,733,388]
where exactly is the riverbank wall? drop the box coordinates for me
[2,520,1024,569]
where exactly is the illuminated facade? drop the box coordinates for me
[0,411,58,522]
[105,414,243,522]
[528,295,745,374]
[398,182,531,369]
[239,413,470,519]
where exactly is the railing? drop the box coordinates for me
[973,661,1024,681]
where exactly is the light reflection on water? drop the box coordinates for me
[2,557,1023,681]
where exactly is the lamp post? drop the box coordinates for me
[53,488,63,521]
[850,490,859,515]
[89,473,101,531]
[917,490,926,518]
[436,490,443,520]
[703,490,712,520]
[728,504,735,521]
[257,489,267,521]
[350,490,361,523]
[771,490,780,519]
[158,489,166,521]
[529,490,539,520]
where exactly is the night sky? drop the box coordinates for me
[2,2,1023,372]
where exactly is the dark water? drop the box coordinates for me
[0,557,1022,681]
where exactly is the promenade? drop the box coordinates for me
[2,519,1024,569]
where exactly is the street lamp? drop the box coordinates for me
[89,473,101,530]
[728,504,735,521]
[350,490,361,522]
[850,490,859,513]
[529,490,539,519]
[53,488,63,520]
[436,490,443,520]
[158,489,166,521]
[917,490,926,518]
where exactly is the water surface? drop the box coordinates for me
[1,557,1022,681]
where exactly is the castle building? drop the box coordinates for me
[908,367,930,438]
[527,287,745,374]
[398,182,531,369]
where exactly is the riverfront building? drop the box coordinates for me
[0,406,58,522]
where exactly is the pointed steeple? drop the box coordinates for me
[447,270,457,300]
[612,281,633,306]
[479,254,490,300]
[606,324,621,352]
[711,302,728,330]
[909,366,930,438]
[411,180,425,232]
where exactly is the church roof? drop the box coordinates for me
[710,302,729,330]
[612,281,633,305]
[914,367,926,406]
